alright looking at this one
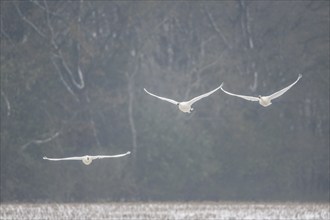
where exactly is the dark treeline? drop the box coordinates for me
[0,1,329,202]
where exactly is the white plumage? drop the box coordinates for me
[220,74,302,107]
[144,83,223,113]
[43,151,131,165]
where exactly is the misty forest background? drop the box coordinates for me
[1,0,329,203]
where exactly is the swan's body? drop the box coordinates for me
[144,83,223,113]
[220,74,302,107]
[43,151,131,165]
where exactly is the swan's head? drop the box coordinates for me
[258,95,262,99]
[82,156,93,165]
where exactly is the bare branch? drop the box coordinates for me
[76,65,85,89]
[30,0,61,17]
[200,36,216,58]
[138,17,170,52]
[59,50,85,90]
[204,6,232,49]
[126,64,138,157]
[183,52,225,101]
[14,2,46,39]
[84,93,101,149]
[249,71,258,92]
[1,15,16,48]
[1,90,11,117]
[245,2,254,49]
[44,0,59,50]
[50,0,85,92]
[21,131,60,150]
[239,0,254,50]
[90,115,102,149]
[51,55,80,102]
[75,42,85,89]
[44,0,85,99]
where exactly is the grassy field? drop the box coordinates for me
[0,202,329,220]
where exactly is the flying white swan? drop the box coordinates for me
[220,74,302,107]
[43,151,131,165]
[144,83,223,113]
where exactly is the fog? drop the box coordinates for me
[1,0,329,203]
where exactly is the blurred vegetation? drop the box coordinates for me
[1,0,329,202]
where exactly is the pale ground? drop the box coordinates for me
[0,202,329,220]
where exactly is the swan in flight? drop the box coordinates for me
[43,151,131,165]
[220,74,302,107]
[144,83,223,113]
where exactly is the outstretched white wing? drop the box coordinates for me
[43,156,83,161]
[187,83,223,105]
[220,86,259,102]
[268,74,302,100]
[93,151,131,159]
[144,88,179,105]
